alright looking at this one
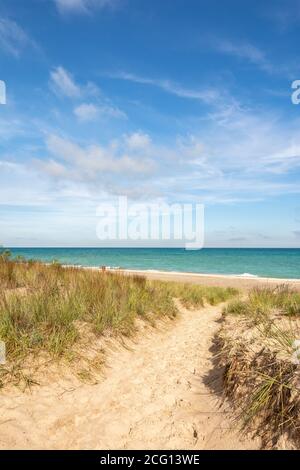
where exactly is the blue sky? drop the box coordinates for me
[1,0,300,247]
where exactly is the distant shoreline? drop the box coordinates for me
[116,267,300,280]
[8,247,300,281]
[75,266,300,291]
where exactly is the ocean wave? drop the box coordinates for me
[236,273,259,278]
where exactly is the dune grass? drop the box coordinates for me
[153,281,238,309]
[224,285,300,319]
[0,260,175,361]
[220,285,300,448]
[0,252,238,387]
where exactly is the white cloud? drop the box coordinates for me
[0,18,36,57]
[50,66,81,97]
[74,102,126,121]
[111,72,220,104]
[125,132,151,150]
[50,67,125,118]
[74,103,98,121]
[3,102,300,247]
[38,134,156,184]
[5,81,300,211]
[54,0,116,14]
[38,159,68,178]
[209,38,282,75]
[215,40,266,65]
[101,104,126,119]
[31,104,300,204]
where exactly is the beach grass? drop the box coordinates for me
[220,286,300,448]
[224,285,300,319]
[0,252,238,387]
[158,281,238,308]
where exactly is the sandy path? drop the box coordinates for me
[0,304,259,450]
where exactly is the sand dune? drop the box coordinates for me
[0,303,259,450]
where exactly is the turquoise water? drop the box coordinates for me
[6,248,300,279]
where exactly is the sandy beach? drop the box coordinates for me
[110,268,300,291]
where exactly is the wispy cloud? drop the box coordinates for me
[110,72,220,104]
[215,40,267,65]
[50,66,101,98]
[74,102,126,121]
[125,132,151,150]
[73,103,98,121]
[209,36,298,78]
[31,102,300,204]
[36,133,156,188]
[0,18,36,57]
[210,37,273,73]
[54,0,117,15]
[50,66,127,119]
[50,66,81,97]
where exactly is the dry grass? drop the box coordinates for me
[219,286,300,449]
[0,251,238,388]
[153,280,238,308]
[225,285,300,319]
